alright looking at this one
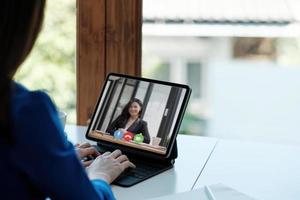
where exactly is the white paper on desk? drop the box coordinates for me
[148,187,209,200]
[148,183,257,200]
[210,183,257,200]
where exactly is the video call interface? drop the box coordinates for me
[88,75,187,155]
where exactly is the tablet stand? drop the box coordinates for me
[96,139,178,187]
[167,139,178,162]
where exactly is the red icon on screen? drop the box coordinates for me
[123,132,134,141]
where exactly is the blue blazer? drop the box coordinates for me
[0,83,115,200]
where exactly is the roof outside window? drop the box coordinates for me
[143,0,300,37]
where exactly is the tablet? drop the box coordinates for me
[86,73,191,158]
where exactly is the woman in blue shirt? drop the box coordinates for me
[0,1,134,199]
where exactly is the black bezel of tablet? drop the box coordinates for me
[85,73,191,159]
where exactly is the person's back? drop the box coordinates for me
[0,1,134,199]
[1,82,112,199]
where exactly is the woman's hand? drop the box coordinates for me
[87,149,135,184]
[75,142,100,167]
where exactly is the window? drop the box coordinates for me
[187,62,201,99]
[15,0,76,123]
[15,0,141,125]
[142,0,300,146]
[143,61,170,81]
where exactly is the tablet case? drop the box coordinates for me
[95,140,178,187]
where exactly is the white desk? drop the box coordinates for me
[65,125,218,200]
[66,125,300,200]
[194,139,300,200]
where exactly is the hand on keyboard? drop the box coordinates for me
[87,149,136,184]
[75,142,100,167]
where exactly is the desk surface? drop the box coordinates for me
[66,125,300,200]
[194,139,300,200]
[65,125,218,200]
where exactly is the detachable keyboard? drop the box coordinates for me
[113,158,173,187]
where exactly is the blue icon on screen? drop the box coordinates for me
[113,130,123,140]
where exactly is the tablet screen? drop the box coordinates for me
[87,74,190,155]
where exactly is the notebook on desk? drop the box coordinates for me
[86,73,191,187]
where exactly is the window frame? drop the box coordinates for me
[77,0,142,125]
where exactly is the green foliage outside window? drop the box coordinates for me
[15,0,76,124]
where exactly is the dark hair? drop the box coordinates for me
[0,0,46,143]
[120,98,144,120]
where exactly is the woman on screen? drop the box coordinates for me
[107,98,151,144]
